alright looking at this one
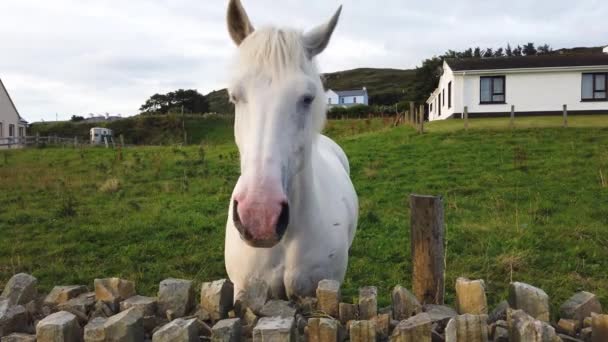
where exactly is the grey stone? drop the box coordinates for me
[83,317,107,342]
[358,287,377,320]
[1,274,37,306]
[349,320,376,342]
[581,327,592,341]
[253,316,295,342]
[307,317,338,342]
[508,282,550,322]
[444,314,488,342]
[390,312,432,342]
[455,278,488,315]
[560,291,602,325]
[591,313,608,342]
[492,321,509,342]
[44,286,88,307]
[0,333,36,342]
[296,297,317,315]
[338,303,358,325]
[152,318,199,342]
[372,313,390,340]
[212,318,242,342]
[120,295,157,316]
[259,300,296,319]
[423,305,458,327]
[201,279,234,321]
[235,279,269,316]
[557,318,580,336]
[94,278,136,304]
[558,334,584,342]
[57,292,95,317]
[36,311,82,342]
[103,307,144,341]
[392,285,422,321]
[488,301,509,323]
[0,300,28,337]
[158,278,195,318]
[507,309,560,342]
[316,280,341,318]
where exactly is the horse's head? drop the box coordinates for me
[226,0,341,248]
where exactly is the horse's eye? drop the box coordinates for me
[229,94,239,104]
[302,95,315,106]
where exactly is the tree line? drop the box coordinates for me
[139,89,209,115]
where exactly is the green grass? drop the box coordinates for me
[426,114,608,133]
[2,117,608,320]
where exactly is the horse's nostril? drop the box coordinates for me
[276,202,289,238]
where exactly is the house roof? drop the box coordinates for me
[0,77,27,124]
[446,54,608,71]
[334,89,368,97]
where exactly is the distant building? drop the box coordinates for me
[84,114,122,123]
[90,127,113,145]
[326,87,369,107]
[0,78,27,149]
[427,47,608,121]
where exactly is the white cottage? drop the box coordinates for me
[0,78,27,149]
[326,88,369,107]
[427,51,608,121]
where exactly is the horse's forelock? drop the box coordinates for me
[235,27,318,79]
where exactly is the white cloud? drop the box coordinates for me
[0,0,607,121]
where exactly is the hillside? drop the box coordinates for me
[323,67,416,105]
[2,118,608,316]
[205,67,416,114]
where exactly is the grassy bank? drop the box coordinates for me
[2,117,608,319]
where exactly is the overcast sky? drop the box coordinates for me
[1,0,607,122]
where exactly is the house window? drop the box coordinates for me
[340,97,344,104]
[448,82,452,108]
[430,103,433,113]
[438,96,441,116]
[0,123,3,137]
[9,124,15,137]
[18,127,24,137]
[480,76,506,104]
[328,98,332,104]
[354,97,357,104]
[442,90,445,107]
[582,73,607,101]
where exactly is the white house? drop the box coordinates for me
[326,88,369,107]
[0,78,27,149]
[90,127,113,144]
[427,50,608,121]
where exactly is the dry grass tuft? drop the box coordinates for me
[99,178,121,193]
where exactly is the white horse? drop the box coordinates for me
[224,0,358,300]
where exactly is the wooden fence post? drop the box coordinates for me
[73,136,78,148]
[409,101,415,126]
[410,194,445,305]
[563,104,568,128]
[510,105,515,129]
[120,134,125,148]
[464,106,469,131]
[418,105,424,134]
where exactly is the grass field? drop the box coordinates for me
[2,116,608,319]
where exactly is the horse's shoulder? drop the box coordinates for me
[316,135,349,174]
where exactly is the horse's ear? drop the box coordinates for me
[302,5,342,58]
[227,0,255,46]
